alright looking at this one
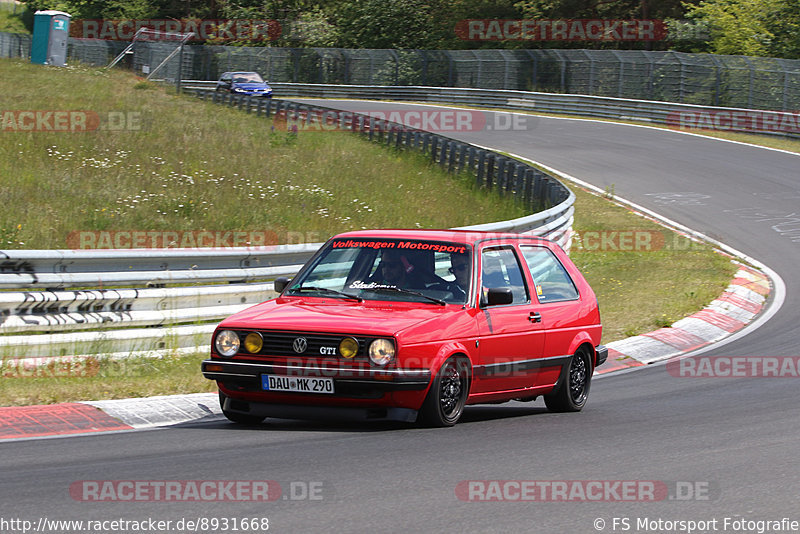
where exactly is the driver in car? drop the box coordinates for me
[374,250,424,289]
[448,251,470,299]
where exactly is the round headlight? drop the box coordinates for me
[244,332,263,354]
[368,338,395,366]
[339,337,359,359]
[215,330,240,357]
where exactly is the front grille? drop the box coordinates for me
[233,330,379,360]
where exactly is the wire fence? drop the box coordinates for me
[2,31,799,111]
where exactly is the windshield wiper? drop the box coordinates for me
[368,286,446,306]
[290,286,363,302]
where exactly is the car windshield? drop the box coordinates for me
[284,238,472,305]
[232,72,264,83]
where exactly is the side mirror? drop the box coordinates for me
[486,287,513,306]
[273,276,291,294]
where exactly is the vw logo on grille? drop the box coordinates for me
[292,337,308,354]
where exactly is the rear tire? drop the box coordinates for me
[219,391,265,425]
[544,349,592,412]
[419,356,470,427]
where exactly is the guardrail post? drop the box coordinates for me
[476,150,486,187]
[457,144,467,173]
[533,171,544,208]
[448,142,457,172]
[442,141,451,167]
[298,105,309,129]
[495,157,506,194]
[430,136,439,162]
[511,164,523,197]
[544,178,553,210]
[524,168,534,206]
[486,154,495,190]
[386,125,395,146]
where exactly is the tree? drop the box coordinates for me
[686,0,800,58]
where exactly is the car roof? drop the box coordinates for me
[331,229,551,246]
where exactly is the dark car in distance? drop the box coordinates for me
[215,71,273,98]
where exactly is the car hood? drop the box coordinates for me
[218,297,472,340]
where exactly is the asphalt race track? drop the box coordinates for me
[2,101,799,533]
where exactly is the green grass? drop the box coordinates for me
[0,58,738,406]
[0,353,217,406]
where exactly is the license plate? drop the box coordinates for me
[261,375,334,394]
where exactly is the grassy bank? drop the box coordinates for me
[0,59,529,249]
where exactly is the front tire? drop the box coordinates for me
[419,356,470,427]
[219,391,265,425]
[544,349,592,412]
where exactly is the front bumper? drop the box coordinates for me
[595,345,608,367]
[202,359,431,392]
[220,394,419,423]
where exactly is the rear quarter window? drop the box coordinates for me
[520,246,579,303]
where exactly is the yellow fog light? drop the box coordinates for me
[244,332,263,353]
[339,337,359,359]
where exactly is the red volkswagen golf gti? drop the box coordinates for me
[202,229,606,427]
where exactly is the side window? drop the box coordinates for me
[481,247,528,304]
[520,246,579,302]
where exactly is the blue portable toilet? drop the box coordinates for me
[31,10,71,66]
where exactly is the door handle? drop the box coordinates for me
[529,312,542,323]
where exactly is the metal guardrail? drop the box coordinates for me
[180,81,800,140]
[0,244,319,289]
[0,94,574,360]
